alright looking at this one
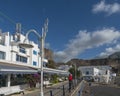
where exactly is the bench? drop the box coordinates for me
[0,85,24,96]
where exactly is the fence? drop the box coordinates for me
[44,79,82,96]
[77,81,85,96]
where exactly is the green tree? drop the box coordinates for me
[46,60,56,69]
[69,67,81,79]
[51,74,58,83]
[24,74,40,88]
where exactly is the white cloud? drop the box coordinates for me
[99,44,120,57]
[54,28,120,62]
[92,0,120,15]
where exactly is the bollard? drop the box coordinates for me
[50,90,53,96]
[63,85,65,96]
[78,90,80,96]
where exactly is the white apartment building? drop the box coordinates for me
[0,31,43,69]
[78,65,111,83]
[0,28,68,87]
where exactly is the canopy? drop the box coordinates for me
[0,64,38,74]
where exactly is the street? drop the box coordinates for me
[90,85,120,96]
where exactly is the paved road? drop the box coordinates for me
[90,85,120,96]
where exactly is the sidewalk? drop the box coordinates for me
[11,88,40,96]
[11,81,68,96]
[11,80,84,96]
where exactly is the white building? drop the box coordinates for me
[58,65,70,71]
[0,28,68,87]
[78,65,111,83]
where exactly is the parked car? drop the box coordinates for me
[58,78,63,82]
[82,76,94,82]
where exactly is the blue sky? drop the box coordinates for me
[1,0,120,62]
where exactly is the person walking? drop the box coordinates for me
[68,73,73,92]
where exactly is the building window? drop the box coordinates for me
[16,54,27,63]
[19,47,26,54]
[13,34,20,42]
[0,36,5,45]
[0,51,5,59]
[86,71,89,75]
[43,62,47,67]
[33,50,37,55]
[33,61,37,66]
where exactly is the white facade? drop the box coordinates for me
[0,31,45,69]
[0,31,69,74]
[58,65,70,71]
[0,28,69,88]
[79,66,100,76]
[78,66,111,83]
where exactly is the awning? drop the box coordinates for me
[43,68,69,75]
[0,64,38,74]
[0,64,69,75]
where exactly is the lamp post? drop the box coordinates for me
[74,63,78,85]
[71,62,77,85]
[73,63,77,85]
[19,19,48,96]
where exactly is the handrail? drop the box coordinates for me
[44,79,82,96]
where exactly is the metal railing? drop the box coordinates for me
[44,79,82,96]
[77,81,85,96]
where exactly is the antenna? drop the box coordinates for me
[42,18,49,38]
[15,23,21,41]
[16,23,21,34]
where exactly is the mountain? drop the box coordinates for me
[109,52,120,59]
[66,52,120,73]
[49,51,120,73]
[44,48,53,60]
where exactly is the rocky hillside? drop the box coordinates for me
[67,58,119,67]
[45,49,120,73]
[44,48,53,60]
[66,52,120,73]
[109,52,120,59]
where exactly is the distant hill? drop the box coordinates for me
[55,52,120,73]
[108,52,120,59]
[65,52,120,73]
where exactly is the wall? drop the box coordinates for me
[0,32,46,68]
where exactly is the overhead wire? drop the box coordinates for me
[0,10,25,34]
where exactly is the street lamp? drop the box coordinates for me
[71,62,77,85]
[19,19,48,96]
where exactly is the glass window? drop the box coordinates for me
[0,51,5,59]
[33,50,37,55]
[33,61,37,66]
[16,54,27,63]
[19,47,26,54]
[86,71,89,75]
[0,36,5,45]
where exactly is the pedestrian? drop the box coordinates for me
[68,73,73,92]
